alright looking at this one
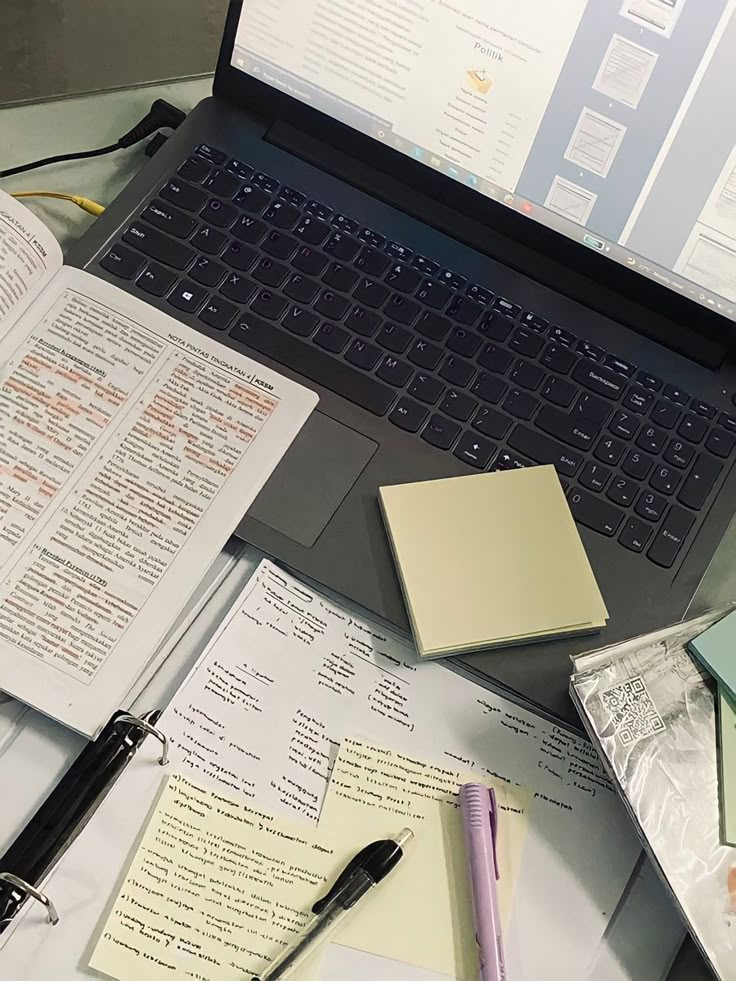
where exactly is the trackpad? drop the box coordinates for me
[249,412,378,547]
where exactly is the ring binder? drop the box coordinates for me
[114,714,169,766]
[0,874,59,926]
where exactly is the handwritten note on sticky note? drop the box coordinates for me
[318,739,531,981]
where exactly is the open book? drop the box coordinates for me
[0,190,317,738]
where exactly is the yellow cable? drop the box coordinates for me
[11,190,105,217]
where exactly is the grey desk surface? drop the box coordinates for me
[0,80,725,981]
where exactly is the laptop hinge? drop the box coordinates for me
[266,120,726,371]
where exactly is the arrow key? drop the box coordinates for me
[454,431,496,469]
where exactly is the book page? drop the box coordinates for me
[0,190,62,331]
[0,270,317,737]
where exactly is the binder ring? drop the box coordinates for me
[114,714,169,766]
[0,873,59,925]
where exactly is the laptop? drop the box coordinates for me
[69,0,736,725]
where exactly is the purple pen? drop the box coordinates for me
[459,783,506,981]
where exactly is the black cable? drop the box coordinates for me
[0,99,187,180]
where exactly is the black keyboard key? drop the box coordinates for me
[536,405,598,450]
[204,169,241,198]
[346,306,381,337]
[664,383,689,405]
[609,410,639,440]
[386,263,421,293]
[292,246,327,276]
[471,373,507,405]
[234,184,271,213]
[509,327,544,358]
[330,213,359,235]
[636,424,666,454]
[390,397,427,432]
[664,438,695,469]
[345,338,381,370]
[706,428,736,458]
[252,256,289,288]
[263,200,300,229]
[575,393,611,425]
[446,327,481,359]
[439,269,467,291]
[473,406,511,440]
[417,311,451,342]
[492,451,533,472]
[377,356,412,387]
[572,360,625,399]
[510,360,544,391]
[123,222,194,270]
[358,227,386,248]
[619,517,652,554]
[385,293,420,325]
[199,297,237,331]
[251,171,279,193]
[168,279,207,314]
[313,322,350,353]
[251,289,288,320]
[477,313,513,343]
[325,233,360,261]
[677,412,708,443]
[409,374,444,404]
[232,315,395,415]
[622,386,654,414]
[408,338,443,370]
[550,326,576,348]
[304,200,333,221]
[219,272,257,303]
[283,273,320,304]
[447,294,483,326]
[635,491,667,522]
[678,453,722,510]
[594,435,625,465]
[650,399,680,429]
[226,158,254,180]
[199,198,237,229]
[636,371,662,391]
[378,323,413,354]
[195,144,226,165]
[520,312,549,333]
[504,388,539,421]
[493,297,521,319]
[508,426,582,476]
[622,449,653,480]
[416,278,452,310]
[608,476,637,507]
[438,355,474,387]
[221,241,258,272]
[718,411,736,432]
[467,283,494,305]
[691,399,716,419]
[650,464,681,496]
[580,461,611,492]
[603,354,636,378]
[190,255,226,286]
[137,262,176,297]
[568,488,623,536]
[440,390,477,422]
[541,343,575,374]
[178,155,211,183]
[278,186,306,207]
[356,246,390,278]
[541,376,576,407]
[385,241,413,262]
[160,179,207,213]
[315,289,350,321]
[454,432,496,469]
[353,278,390,308]
[231,215,266,244]
[101,244,144,280]
[294,215,330,245]
[647,507,695,567]
[262,230,297,260]
[422,414,461,450]
[411,254,440,276]
[577,339,605,362]
[282,305,319,337]
[477,343,513,375]
[189,226,227,255]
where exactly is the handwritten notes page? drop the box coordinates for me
[0,189,62,329]
[161,560,640,980]
[320,739,530,980]
[0,270,317,736]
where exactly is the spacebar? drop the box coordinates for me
[230,316,395,415]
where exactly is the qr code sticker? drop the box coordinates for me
[600,675,665,746]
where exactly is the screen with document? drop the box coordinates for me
[232,0,736,322]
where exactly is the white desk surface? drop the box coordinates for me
[0,79,717,981]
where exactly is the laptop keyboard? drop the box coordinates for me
[101,143,736,570]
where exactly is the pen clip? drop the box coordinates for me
[488,787,500,881]
[311,841,381,914]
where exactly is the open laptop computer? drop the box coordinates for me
[70,0,736,725]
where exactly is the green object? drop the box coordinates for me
[689,609,736,702]
[717,688,736,847]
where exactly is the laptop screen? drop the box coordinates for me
[231,0,736,323]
